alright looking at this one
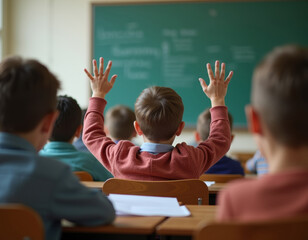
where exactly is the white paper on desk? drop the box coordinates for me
[204,181,215,187]
[108,194,191,217]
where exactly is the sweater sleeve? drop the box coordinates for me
[50,165,115,225]
[82,98,134,173]
[193,106,232,175]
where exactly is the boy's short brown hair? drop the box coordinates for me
[105,105,136,140]
[252,45,308,147]
[135,86,184,141]
[0,56,60,133]
[197,108,233,141]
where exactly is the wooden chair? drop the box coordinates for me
[102,178,209,205]
[194,216,308,240]
[74,171,93,181]
[199,174,243,183]
[0,204,44,240]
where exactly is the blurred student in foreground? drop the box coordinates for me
[195,108,244,175]
[0,57,115,240]
[40,95,113,181]
[217,45,308,221]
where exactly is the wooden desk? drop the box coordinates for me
[208,183,226,194]
[62,215,165,240]
[156,205,216,239]
[81,181,227,195]
[62,205,216,240]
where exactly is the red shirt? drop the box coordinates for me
[217,169,308,221]
[83,97,231,180]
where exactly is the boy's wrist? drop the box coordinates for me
[211,99,225,107]
[92,92,106,99]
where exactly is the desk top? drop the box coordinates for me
[81,181,226,194]
[156,205,217,236]
[63,215,165,235]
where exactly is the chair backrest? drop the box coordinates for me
[102,178,209,205]
[0,204,44,240]
[194,216,308,240]
[199,174,243,183]
[74,171,93,181]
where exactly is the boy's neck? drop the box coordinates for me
[267,144,308,174]
[142,135,175,145]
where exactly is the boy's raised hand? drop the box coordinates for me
[84,57,117,99]
[199,60,233,107]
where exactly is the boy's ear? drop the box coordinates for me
[134,121,143,136]
[41,111,59,134]
[75,124,83,138]
[230,134,235,143]
[175,121,185,136]
[245,105,262,134]
[194,131,201,143]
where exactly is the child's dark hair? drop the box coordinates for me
[0,56,60,132]
[135,86,184,141]
[252,45,308,147]
[197,108,233,141]
[105,105,136,140]
[50,95,82,142]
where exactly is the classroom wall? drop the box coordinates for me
[5,0,258,153]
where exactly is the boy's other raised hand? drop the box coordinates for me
[84,57,117,99]
[199,60,233,107]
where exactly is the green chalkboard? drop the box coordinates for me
[92,1,308,128]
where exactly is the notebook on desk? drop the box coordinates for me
[108,194,191,217]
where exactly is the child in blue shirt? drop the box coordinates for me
[195,108,244,175]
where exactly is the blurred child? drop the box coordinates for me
[245,150,268,176]
[0,57,114,240]
[217,45,308,221]
[73,109,90,152]
[105,105,136,143]
[40,95,113,181]
[82,58,233,180]
[195,108,244,175]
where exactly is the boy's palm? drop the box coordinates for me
[84,57,117,98]
[199,60,233,107]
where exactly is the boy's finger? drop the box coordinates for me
[84,68,94,81]
[224,71,233,86]
[110,75,117,86]
[93,59,99,77]
[99,57,104,77]
[220,62,225,80]
[206,63,214,81]
[104,61,112,79]
[199,78,208,92]
[215,60,220,78]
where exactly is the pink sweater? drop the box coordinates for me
[217,169,308,221]
[83,98,231,180]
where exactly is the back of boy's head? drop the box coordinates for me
[252,45,308,147]
[50,95,82,142]
[105,105,136,140]
[197,108,233,141]
[135,86,184,141]
[0,56,60,133]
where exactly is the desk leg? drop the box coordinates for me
[209,193,217,205]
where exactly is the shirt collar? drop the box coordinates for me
[43,141,76,150]
[0,132,37,153]
[140,142,173,154]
